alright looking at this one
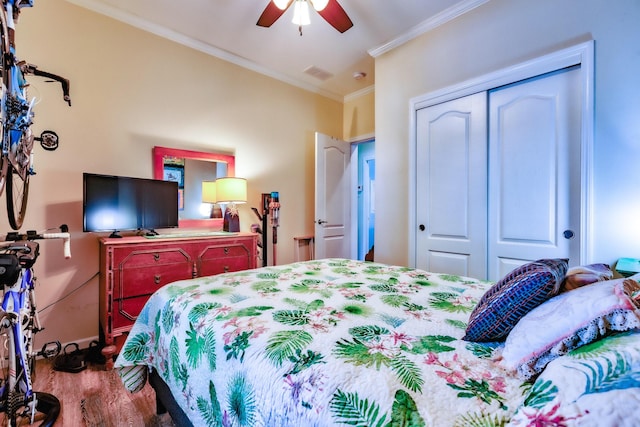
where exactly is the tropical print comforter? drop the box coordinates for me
[114,259,640,426]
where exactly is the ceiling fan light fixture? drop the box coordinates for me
[292,0,311,26]
[257,0,352,34]
[309,0,329,11]
[273,0,290,10]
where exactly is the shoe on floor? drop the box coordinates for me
[84,340,106,365]
[53,343,87,373]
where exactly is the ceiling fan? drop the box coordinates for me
[257,0,354,34]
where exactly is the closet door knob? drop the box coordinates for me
[419,224,425,231]
[563,230,575,239]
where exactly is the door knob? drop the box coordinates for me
[419,224,425,231]
[317,219,327,225]
[563,230,574,239]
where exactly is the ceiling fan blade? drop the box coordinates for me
[257,0,293,28]
[316,0,353,33]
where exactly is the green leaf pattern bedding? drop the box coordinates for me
[114,259,640,426]
[509,331,640,426]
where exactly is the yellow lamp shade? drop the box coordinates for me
[215,177,247,204]
[202,181,217,203]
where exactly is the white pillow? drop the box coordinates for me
[500,274,640,380]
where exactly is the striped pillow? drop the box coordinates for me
[463,259,568,342]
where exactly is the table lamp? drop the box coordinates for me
[202,181,219,218]
[216,177,247,232]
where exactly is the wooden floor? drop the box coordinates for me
[1,358,174,426]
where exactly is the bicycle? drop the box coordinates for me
[0,0,71,230]
[0,225,70,426]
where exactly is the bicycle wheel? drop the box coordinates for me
[0,154,8,198]
[0,7,11,198]
[0,394,60,427]
[0,321,58,427]
[5,161,29,230]
[0,369,59,427]
[0,323,10,416]
[0,321,25,427]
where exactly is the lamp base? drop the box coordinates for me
[223,209,240,232]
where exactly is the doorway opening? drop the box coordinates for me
[356,139,375,261]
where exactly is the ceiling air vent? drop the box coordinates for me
[304,65,333,81]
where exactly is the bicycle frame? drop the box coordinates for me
[0,226,70,426]
[0,263,37,409]
[0,245,38,424]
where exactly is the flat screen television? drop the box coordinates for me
[83,173,179,237]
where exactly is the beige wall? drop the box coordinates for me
[12,1,342,346]
[343,89,375,141]
[375,0,640,267]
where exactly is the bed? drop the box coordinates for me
[114,258,640,426]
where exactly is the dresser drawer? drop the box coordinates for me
[199,255,250,276]
[199,244,250,259]
[114,247,190,268]
[117,263,193,299]
[198,243,252,276]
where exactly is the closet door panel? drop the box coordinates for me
[415,92,487,278]
[498,96,556,243]
[428,115,470,237]
[488,67,581,279]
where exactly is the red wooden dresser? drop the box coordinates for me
[99,233,258,369]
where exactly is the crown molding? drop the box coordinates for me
[368,0,490,58]
[344,85,375,103]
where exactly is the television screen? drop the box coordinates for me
[142,178,179,231]
[83,173,178,234]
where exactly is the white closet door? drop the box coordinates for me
[415,92,488,278]
[488,66,581,279]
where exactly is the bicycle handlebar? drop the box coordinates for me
[3,225,71,259]
[25,64,71,106]
[41,232,71,259]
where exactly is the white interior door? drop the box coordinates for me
[415,92,488,278]
[488,66,581,279]
[314,132,353,259]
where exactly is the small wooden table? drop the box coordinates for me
[293,235,314,262]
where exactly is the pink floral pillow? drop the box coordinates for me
[501,274,640,380]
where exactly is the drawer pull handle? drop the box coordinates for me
[224,266,229,273]
[154,253,160,261]
[224,247,229,255]
[154,274,161,284]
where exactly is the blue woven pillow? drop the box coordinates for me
[463,259,568,342]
